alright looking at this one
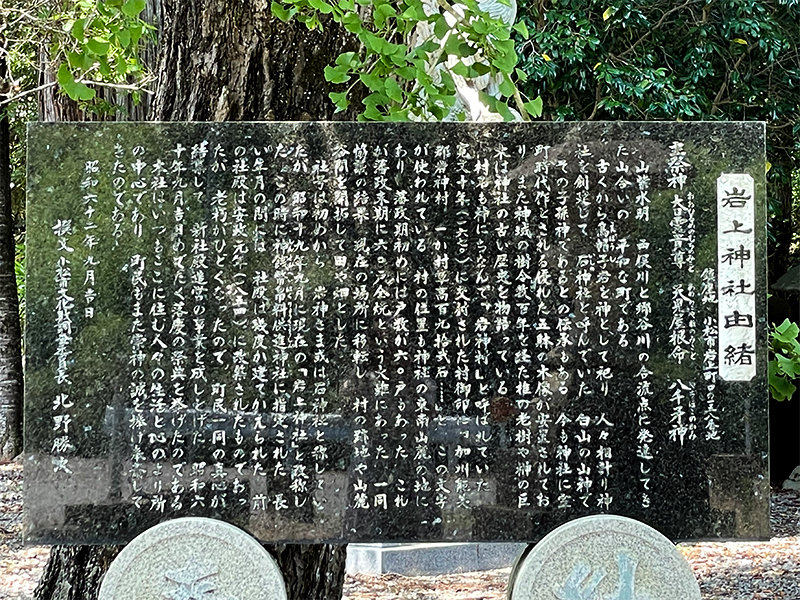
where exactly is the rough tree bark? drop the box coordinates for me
[34,1,358,598]
[0,36,25,461]
[151,0,360,121]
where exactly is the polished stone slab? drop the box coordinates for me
[25,122,768,545]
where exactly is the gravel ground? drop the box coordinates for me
[2,460,800,600]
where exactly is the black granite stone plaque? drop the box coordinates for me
[24,122,768,545]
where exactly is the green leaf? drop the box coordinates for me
[777,354,800,377]
[498,74,515,97]
[324,65,350,84]
[434,15,450,39]
[116,28,131,48]
[329,91,350,112]
[458,42,477,57]
[775,319,799,341]
[438,69,455,92]
[417,39,440,55]
[270,1,291,22]
[374,10,386,28]
[129,22,144,45]
[57,63,75,87]
[384,77,404,102]
[98,56,112,76]
[308,0,334,14]
[342,12,362,33]
[602,6,616,21]
[383,40,407,59]
[514,68,528,82]
[71,18,86,41]
[363,32,385,52]
[360,72,385,92]
[495,100,514,121]
[66,51,83,70]
[121,0,146,17]
[396,66,417,80]
[443,34,465,56]
[524,97,544,118]
[57,64,95,101]
[491,48,517,72]
[86,38,110,56]
[374,4,396,27]
[363,104,385,121]
[65,81,96,102]
[770,364,797,401]
[335,52,359,67]
[449,61,469,77]
[363,92,390,106]
[400,3,425,21]
[512,21,529,38]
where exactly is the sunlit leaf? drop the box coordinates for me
[121,0,146,17]
[270,1,291,21]
[324,65,350,84]
[524,97,543,118]
[384,77,404,102]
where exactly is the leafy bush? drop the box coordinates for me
[272,0,540,121]
[770,318,800,401]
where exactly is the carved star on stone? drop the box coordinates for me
[163,561,218,600]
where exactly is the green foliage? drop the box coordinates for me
[516,0,800,123]
[2,1,153,106]
[57,0,154,102]
[770,318,800,401]
[515,0,800,273]
[272,0,540,121]
[792,164,800,261]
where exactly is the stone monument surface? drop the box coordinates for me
[98,517,286,600]
[24,121,768,544]
[508,515,702,600]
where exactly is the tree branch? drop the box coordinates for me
[0,81,57,107]
[586,81,602,120]
[76,78,156,94]
[618,0,700,60]
[710,45,750,115]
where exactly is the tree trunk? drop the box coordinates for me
[33,546,123,600]
[34,1,355,598]
[151,0,361,121]
[0,38,24,461]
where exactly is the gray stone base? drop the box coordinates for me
[346,542,526,576]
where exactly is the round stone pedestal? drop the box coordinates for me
[99,517,287,600]
[508,515,701,600]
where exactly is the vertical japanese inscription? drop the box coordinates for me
[717,173,756,381]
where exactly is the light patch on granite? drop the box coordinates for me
[508,515,701,600]
[99,517,287,600]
